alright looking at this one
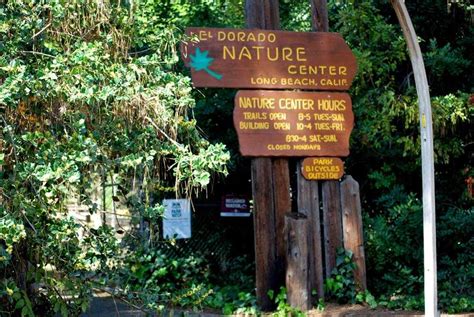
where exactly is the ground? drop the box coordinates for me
[81,292,473,317]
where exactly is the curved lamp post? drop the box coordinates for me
[390,1,438,316]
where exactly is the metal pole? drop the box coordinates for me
[390,1,438,316]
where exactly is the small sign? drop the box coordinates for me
[181,27,357,90]
[163,199,191,239]
[302,157,344,180]
[234,90,354,157]
[220,195,251,217]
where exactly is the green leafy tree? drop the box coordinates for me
[0,1,229,315]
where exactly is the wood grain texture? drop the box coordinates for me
[251,158,277,310]
[245,0,280,29]
[297,161,324,299]
[340,176,367,290]
[285,213,311,311]
[272,158,291,290]
[322,180,343,278]
[246,0,282,311]
[311,0,329,32]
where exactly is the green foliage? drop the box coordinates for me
[0,0,472,314]
[111,245,259,314]
[323,2,473,312]
[1,280,34,317]
[437,207,474,313]
[117,248,212,311]
[0,211,26,265]
[204,257,258,315]
[268,287,305,317]
[355,290,378,309]
[0,1,229,315]
[280,0,312,31]
[365,192,474,312]
[324,248,357,303]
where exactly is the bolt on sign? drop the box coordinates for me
[181,27,357,90]
[234,90,354,157]
[301,157,344,180]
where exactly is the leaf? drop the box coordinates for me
[190,48,213,71]
[21,305,30,317]
[189,48,222,80]
[61,304,68,317]
[15,298,25,309]
[81,300,89,312]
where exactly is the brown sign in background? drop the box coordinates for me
[234,90,354,157]
[301,157,344,180]
[181,27,357,90]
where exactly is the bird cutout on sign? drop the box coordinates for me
[189,48,223,80]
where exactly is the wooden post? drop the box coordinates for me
[340,176,367,290]
[322,181,343,278]
[297,162,324,299]
[273,159,291,289]
[310,0,329,32]
[390,1,438,315]
[246,0,289,310]
[285,213,311,311]
[251,158,277,310]
[304,0,330,298]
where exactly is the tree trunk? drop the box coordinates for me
[285,213,311,311]
[245,0,287,311]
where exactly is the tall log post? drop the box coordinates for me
[285,213,311,311]
[289,0,330,300]
[340,176,367,290]
[273,159,291,289]
[310,0,329,32]
[297,162,324,299]
[322,181,343,278]
[251,158,277,310]
[246,2,288,310]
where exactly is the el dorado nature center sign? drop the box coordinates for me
[181,27,357,90]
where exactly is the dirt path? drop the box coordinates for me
[82,294,473,317]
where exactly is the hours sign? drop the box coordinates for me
[234,90,354,157]
[181,27,357,90]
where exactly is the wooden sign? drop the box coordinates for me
[301,157,344,180]
[181,27,357,90]
[234,90,354,157]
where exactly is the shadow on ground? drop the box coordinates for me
[82,294,474,317]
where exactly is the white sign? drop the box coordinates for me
[163,199,191,239]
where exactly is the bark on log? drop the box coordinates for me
[297,161,324,299]
[246,0,286,310]
[251,158,277,310]
[273,158,291,289]
[322,181,343,278]
[340,176,367,290]
[285,213,311,311]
